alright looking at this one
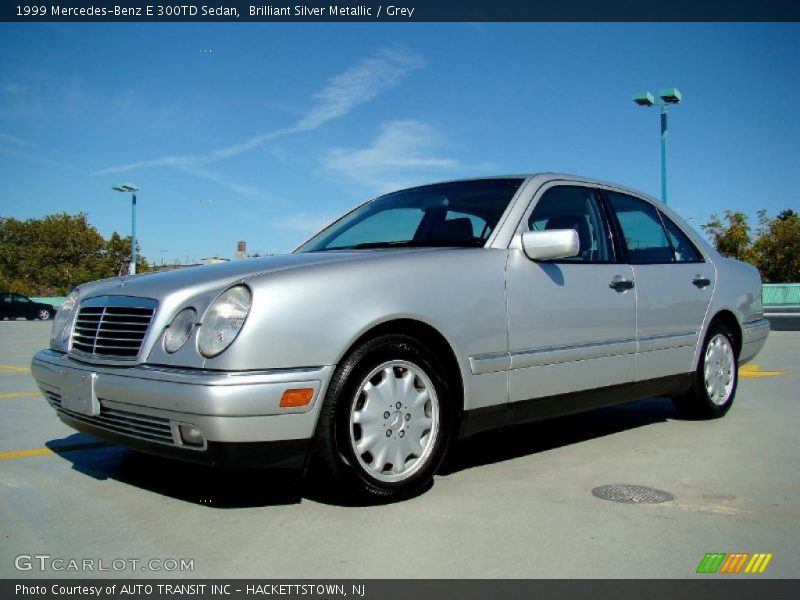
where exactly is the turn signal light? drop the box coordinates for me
[280,388,314,408]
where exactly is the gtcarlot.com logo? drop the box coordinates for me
[14,554,195,573]
[696,552,773,574]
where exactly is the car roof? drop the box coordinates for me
[393,172,659,205]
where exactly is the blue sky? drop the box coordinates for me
[1,23,798,263]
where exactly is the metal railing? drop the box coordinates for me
[762,284,800,306]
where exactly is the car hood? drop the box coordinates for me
[76,249,456,300]
[77,252,369,299]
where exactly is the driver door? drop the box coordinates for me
[506,184,637,403]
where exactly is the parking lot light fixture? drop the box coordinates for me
[112,183,140,274]
[633,91,655,107]
[633,88,682,204]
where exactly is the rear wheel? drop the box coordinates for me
[310,334,452,501]
[673,321,738,419]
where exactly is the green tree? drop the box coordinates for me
[0,213,148,296]
[702,209,800,283]
[701,211,754,261]
[100,232,149,277]
[750,210,800,283]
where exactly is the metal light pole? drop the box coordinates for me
[112,183,140,274]
[633,88,682,204]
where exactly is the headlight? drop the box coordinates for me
[164,308,197,354]
[197,286,252,358]
[51,289,79,343]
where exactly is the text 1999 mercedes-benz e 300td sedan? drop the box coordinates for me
[32,174,769,500]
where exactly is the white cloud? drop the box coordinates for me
[94,47,425,179]
[0,132,75,169]
[275,211,336,234]
[1,82,25,95]
[295,48,424,132]
[0,133,34,147]
[323,120,459,192]
[178,165,262,197]
[0,145,73,169]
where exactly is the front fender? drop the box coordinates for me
[204,249,510,378]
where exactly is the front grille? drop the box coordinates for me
[70,296,156,360]
[45,391,175,446]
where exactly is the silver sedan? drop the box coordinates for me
[32,173,769,501]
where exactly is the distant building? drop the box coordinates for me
[151,262,200,272]
[236,240,247,260]
[201,256,230,265]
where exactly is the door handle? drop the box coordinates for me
[692,276,711,289]
[609,279,634,292]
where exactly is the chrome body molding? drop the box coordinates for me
[740,318,770,364]
[743,318,771,334]
[510,338,637,370]
[636,331,697,353]
[468,352,511,375]
[470,332,698,375]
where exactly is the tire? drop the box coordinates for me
[309,334,453,502]
[38,309,51,321]
[673,321,739,419]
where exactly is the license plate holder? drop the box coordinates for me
[60,370,100,416]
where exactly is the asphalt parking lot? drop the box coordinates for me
[0,321,797,579]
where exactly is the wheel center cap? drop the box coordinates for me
[388,411,405,430]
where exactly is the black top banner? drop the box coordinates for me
[3,0,800,22]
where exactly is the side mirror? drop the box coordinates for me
[521,229,580,261]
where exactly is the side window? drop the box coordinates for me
[606,192,674,264]
[528,186,613,262]
[662,214,703,263]
[13,294,30,303]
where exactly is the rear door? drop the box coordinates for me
[603,191,714,380]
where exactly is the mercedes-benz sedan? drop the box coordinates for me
[32,174,769,500]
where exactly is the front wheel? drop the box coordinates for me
[673,322,739,419]
[310,334,453,502]
[38,309,51,321]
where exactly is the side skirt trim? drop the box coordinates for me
[458,373,692,439]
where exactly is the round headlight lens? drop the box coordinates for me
[52,289,79,342]
[197,286,251,358]
[164,308,197,354]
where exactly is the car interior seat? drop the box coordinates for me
[433,218,475,242]
[545,214,592,260]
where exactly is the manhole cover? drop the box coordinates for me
[592,484,674,504]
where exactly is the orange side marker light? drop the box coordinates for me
[280,388,314,408]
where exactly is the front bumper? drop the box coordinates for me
[31,350,334,468]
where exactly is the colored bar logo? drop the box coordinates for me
[696,553,773,574]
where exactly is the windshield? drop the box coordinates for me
[296,178,524,252]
